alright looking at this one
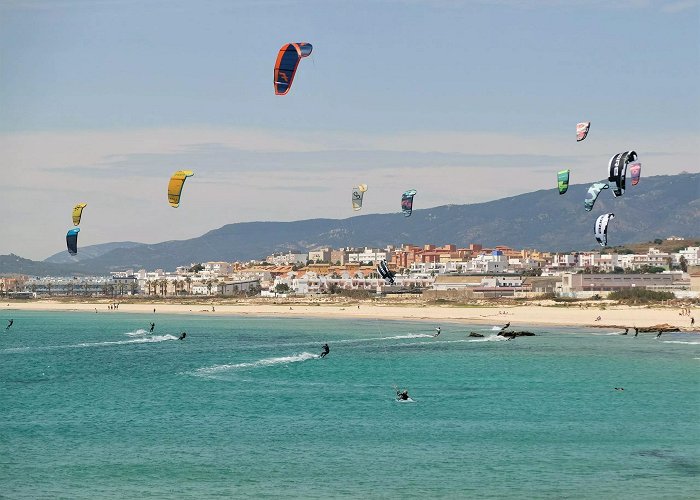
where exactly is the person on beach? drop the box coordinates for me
[434,326,441,337]
[6,319,13,330]
[320,343,330,358]
[149,322,155,333]
[178,332,187,340]
[595,316,601,322]
[691,317,695,327]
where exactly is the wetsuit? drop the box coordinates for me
[178,332,187,340]
[6,319,13,330]
[320,344,330,357]
[397,391,409,401]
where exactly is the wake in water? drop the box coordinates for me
[1,334,180,353]
[468,334,509,342]
[124,329,148,337]
[194,352,319,377]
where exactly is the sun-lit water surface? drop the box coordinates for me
[1,311,698,499]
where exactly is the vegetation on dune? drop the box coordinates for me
[608,288,675,304]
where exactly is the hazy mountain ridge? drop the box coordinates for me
[2,173,698,276]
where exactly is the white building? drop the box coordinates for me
[347,247,389,264]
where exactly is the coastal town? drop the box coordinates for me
[2,237,699,300]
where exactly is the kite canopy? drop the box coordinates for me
[401,189,417,217]
[584,182,609,212]
[576,122,590,142]
[274,42,313,95]
[72,203,87,226]
[168,170,194,208]
[594,213,615,247]
[557,170,570,195]
[629,162,642,186]
[607,151,637,197]
[376,260,395,285]
[352,184,368,211]
[66,227,80,255]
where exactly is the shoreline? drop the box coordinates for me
[3,299,697,332]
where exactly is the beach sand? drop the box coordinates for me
[3,299,697,331]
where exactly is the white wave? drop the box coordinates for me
[491,326,503,331]
[661,340,700,345]
[332,333,435,344]
[75,334,179,347]
[469,334,508,342]
[1,334,180,353]
[590,332,627,336]
[195,351,319,376]
[124,329,148,337]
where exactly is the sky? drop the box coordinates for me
[1,0,699,260]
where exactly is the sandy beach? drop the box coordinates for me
[3,299,697,332]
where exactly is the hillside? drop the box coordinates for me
[1,172,698,276]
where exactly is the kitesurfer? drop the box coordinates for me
[149,322,155,333]
[501,322,510,331]
[178,332,187,340]
[622,328,629,335]
[655,330,663,339]
[320,343,330,358]
[434,326,441,337]
[634,327,639,337]
[6,319,13,330]
[396,389,410,401]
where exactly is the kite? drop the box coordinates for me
[401,189,417,217]
[576,122,590,142]
[557,170,570,195]
[352,184,368,211]
[629,162,642,186]
[594,213,615,247]
[66,228,80,256]
[168,170,194,208]
[584,182,609,212]
[376,260,395,285]
[274,42,313,95]
[607,151,637,197]
[72,203,87,226]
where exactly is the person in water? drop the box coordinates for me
[634,327,639,337]
[149,322,155,333]
[320,343,330,357]
[655,330,663,339]
[434,326,441,337]
[6,319,13,330]
[178,332,187,340]
[397,389,410,401]
[501,322,510,331]
[622,327,629,335]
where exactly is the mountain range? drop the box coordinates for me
[2,172,698,276]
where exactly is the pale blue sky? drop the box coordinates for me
[1,0,698,259]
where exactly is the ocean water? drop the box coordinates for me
[1,311,698,499]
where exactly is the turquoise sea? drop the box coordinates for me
[1,311,698,499]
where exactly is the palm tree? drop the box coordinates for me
[46,282,52,296]
[185,276,192,295]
